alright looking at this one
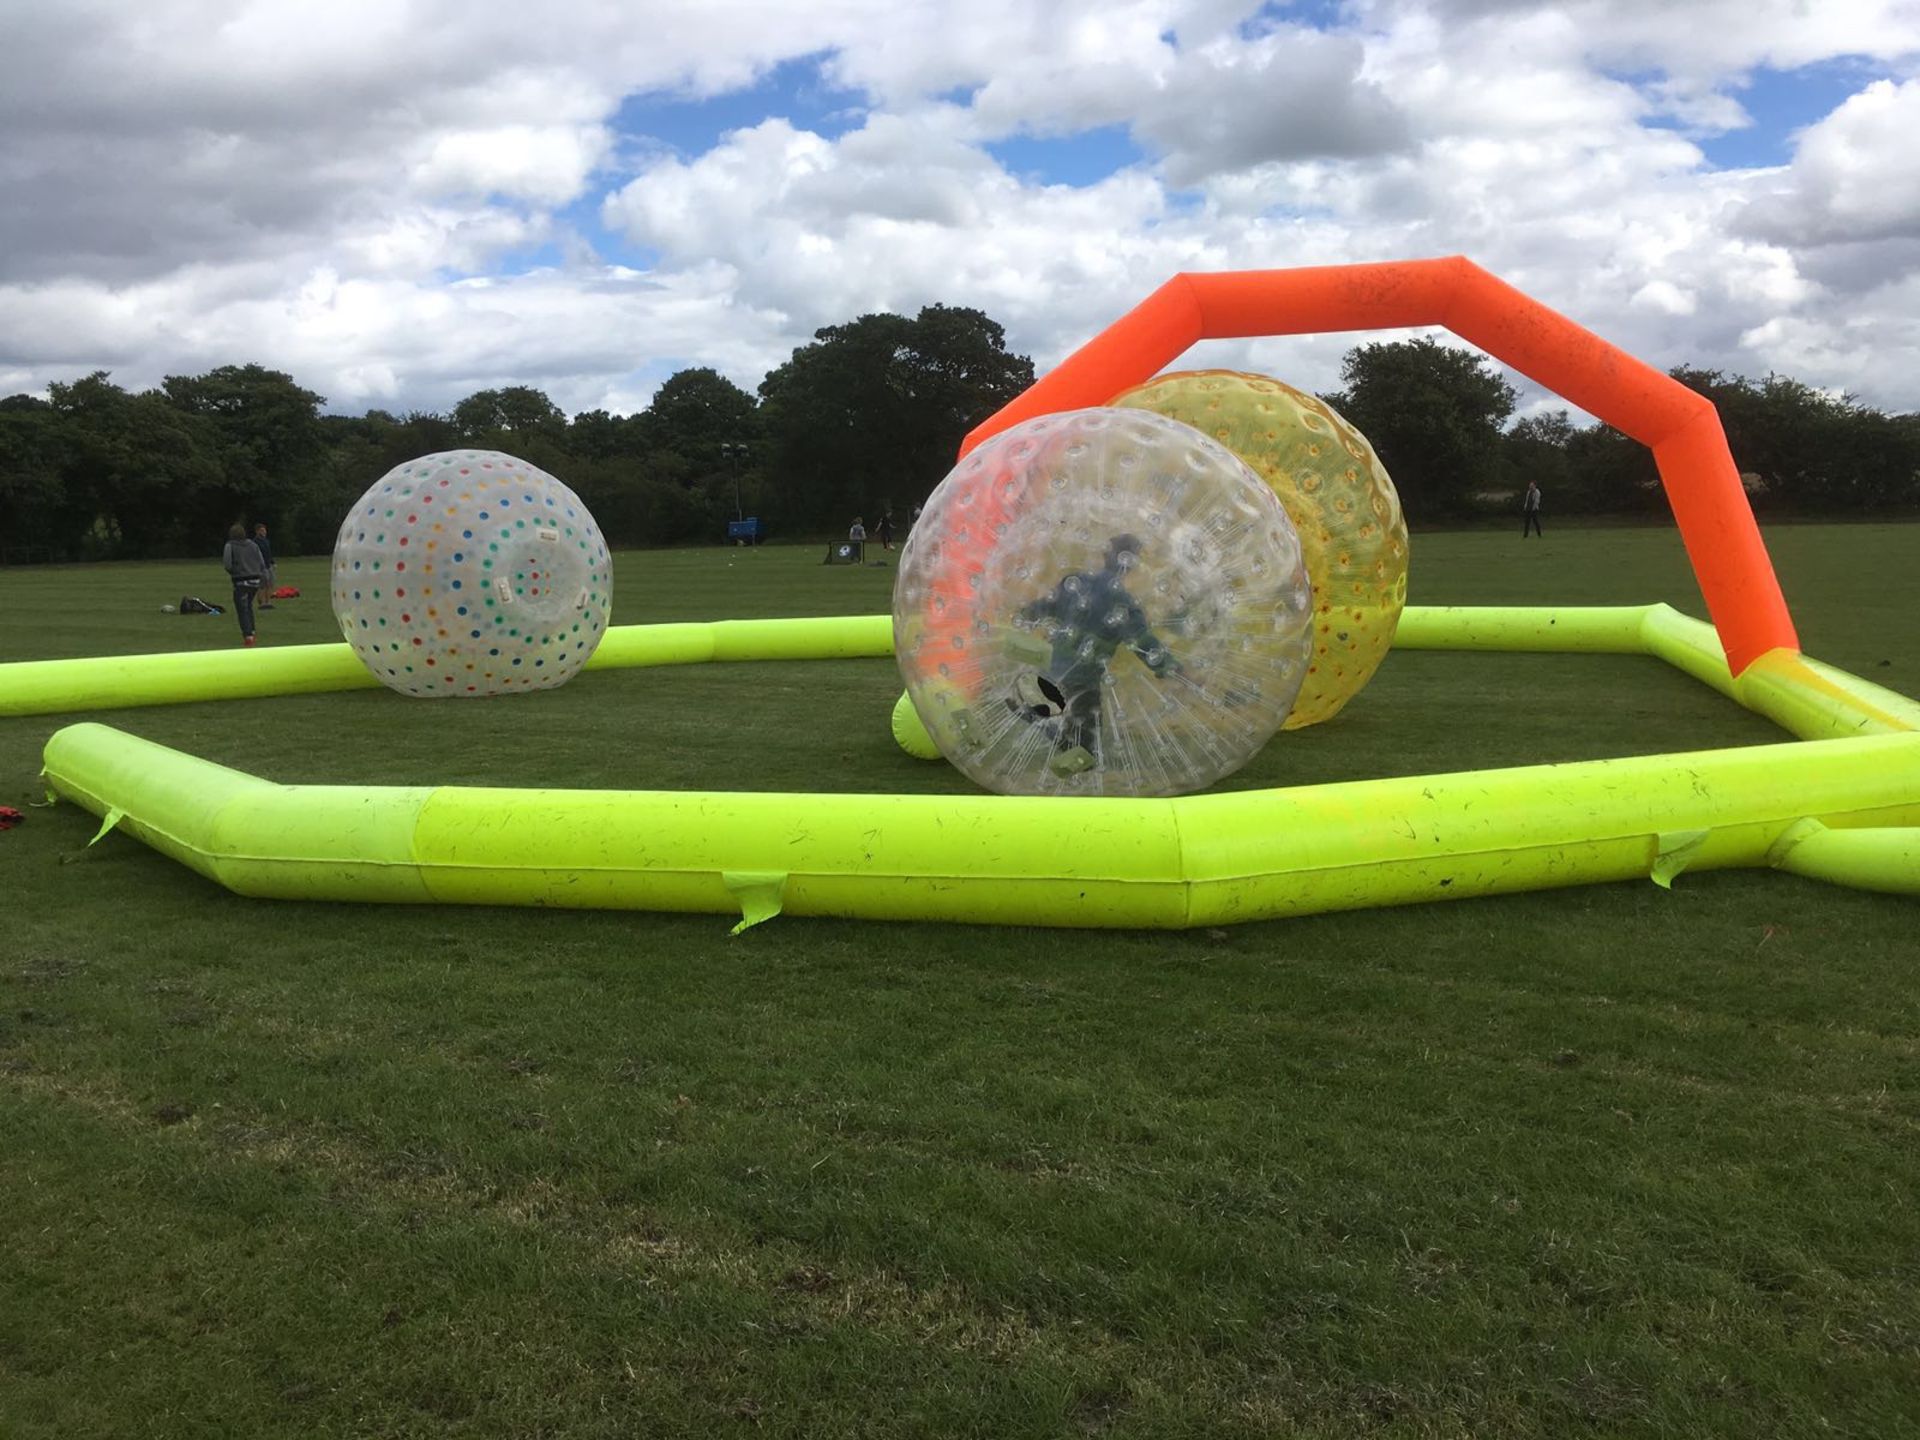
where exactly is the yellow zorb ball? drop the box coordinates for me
[1109,370,1408,728]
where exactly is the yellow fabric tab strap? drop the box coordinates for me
[88,806,126,846]
[1650,828,1710,889]
[723,871,789,935]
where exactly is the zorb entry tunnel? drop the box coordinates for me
[22,256,1920,930]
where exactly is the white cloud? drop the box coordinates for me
[2,0,1919,421]
[1632,279,1699,316]
[1356,0,1920,81]
[411,124,615,207]
[1741,78,1920,248]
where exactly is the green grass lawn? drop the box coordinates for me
[3,524,1917,1438]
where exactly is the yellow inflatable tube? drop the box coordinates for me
[38,722,1920,928]
[27,603,1920,928]
[1393,604,1920,739]
[0,615,896,717]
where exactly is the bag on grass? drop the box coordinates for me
[178,595,222,615]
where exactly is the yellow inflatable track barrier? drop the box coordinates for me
[25,604,1920,929]
[2,615,897,716]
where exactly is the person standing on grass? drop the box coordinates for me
[222,523,267,646]
[253,522,277,608]
[1521,479,1543,538]
[876,509,895,550]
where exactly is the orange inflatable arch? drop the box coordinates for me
[960,257,1796,676]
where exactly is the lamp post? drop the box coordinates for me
[719,441,748,521]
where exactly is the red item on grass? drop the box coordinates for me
[272,586,300,599]
[0,806,22,831]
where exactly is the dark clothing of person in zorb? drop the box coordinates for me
[1015,536,1177,769]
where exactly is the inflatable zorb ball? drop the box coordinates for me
[1111,370,1408,728]
[331,450,612,697]
[894,409,1313,798]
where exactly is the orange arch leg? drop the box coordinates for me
[959,257,1796,676]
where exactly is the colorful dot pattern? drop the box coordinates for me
[330,450,613,698]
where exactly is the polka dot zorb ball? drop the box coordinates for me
[1110,370,1408,728]
[331,451,612,697]
[893,408,1313,798]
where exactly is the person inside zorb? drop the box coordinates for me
[894,407,1313,799]
[1006,533,1182,776]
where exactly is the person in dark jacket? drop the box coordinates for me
[222,523,266,645]
[253,522,277,606]
[1521,480,1543,538]
[1011,533,1181,773]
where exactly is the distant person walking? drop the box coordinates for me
[1521,480,1543,538]
[222,523,267,646]
[876,509,896,550]
[253,522,277,607]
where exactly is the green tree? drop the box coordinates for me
[160,364,327,533]
[49,372,226,557]
[1325,337,1516,521]
[1670,367,1920,514]
[161,362,330,549]
[1501,409,1582,510]
[305,408,492,551]
[635,369,759,469]
[758,305,1034,529]
[904,304,1040,443]
[568,408,640,461]
[0,396,74,560]
[452,386,567,444]
[627,369,764,536]
[1565,423,1663,515]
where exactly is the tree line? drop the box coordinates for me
[4,311,1917,564]
[1327,337,1920,521]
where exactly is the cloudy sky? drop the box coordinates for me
[3,0,1918,422]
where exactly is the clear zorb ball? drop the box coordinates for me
[1110,370,1408,729]
[893,408,1313,797]
[331,450,612,697]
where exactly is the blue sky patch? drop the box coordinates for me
[986,125,1147,186]
[480,238,565,279]
[612,52,866,162]
[557,191,661,272]
[1241,0,1350,35]
[1644,60,1878,170]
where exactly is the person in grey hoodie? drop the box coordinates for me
[222,522,266,645]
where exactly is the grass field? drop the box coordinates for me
[3,524,1917,1438]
